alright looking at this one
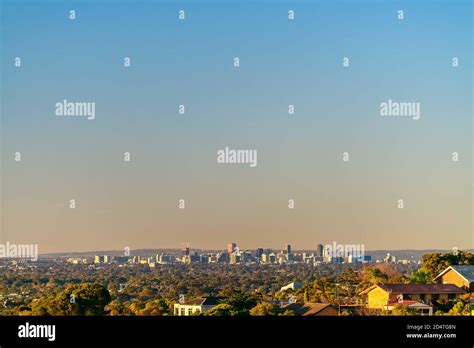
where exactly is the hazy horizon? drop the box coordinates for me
[36,246,474,256]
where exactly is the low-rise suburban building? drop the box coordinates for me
[434,265,474,292]
[280,282,303,292]
[173,297,223,316]
[360,284,466,311]
[383,300,433,316]
[282,303,339,316]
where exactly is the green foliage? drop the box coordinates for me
[104,300,124,316]
[361,267,388,286]
[222,291,257,315]
[421,251,474,278]
[275,290,290,301]
[30,297,53,316]
[388,305,417,316]
[303,289,309,303]
[249,302,281,316]
[204,303,233,316]
[409,270,434,284]
[32,283,111,316]
[359,267,390,300]
[133,299,170,316]
[204,291,258,316]
[447,301,471,316]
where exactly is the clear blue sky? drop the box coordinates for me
[1,0,472,252]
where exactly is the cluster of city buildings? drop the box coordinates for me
[76,243,362,266]
[220,243,374,265]
[66,244,419,267]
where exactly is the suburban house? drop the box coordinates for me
[383,300,433,315]
[282,302,339,316]
[360,284,466,314]
[280,282,303,292]
[434,265,474,292]
[173,297,223,316]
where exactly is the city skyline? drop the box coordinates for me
[35,242,473,256]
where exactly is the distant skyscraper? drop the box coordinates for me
[227,243,236,253]
[317,244,324,258]
[217,252,229,263]
[285,244,292,255]
[181,245,190,258]
[269,253,276,263]
[256,248,264,258]
[230,253,241,264]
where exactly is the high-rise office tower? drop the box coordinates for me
[227,243,236,253]
[317,244,324,258]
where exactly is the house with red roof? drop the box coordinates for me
[360,283,466,315]
[282,302,339,316]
